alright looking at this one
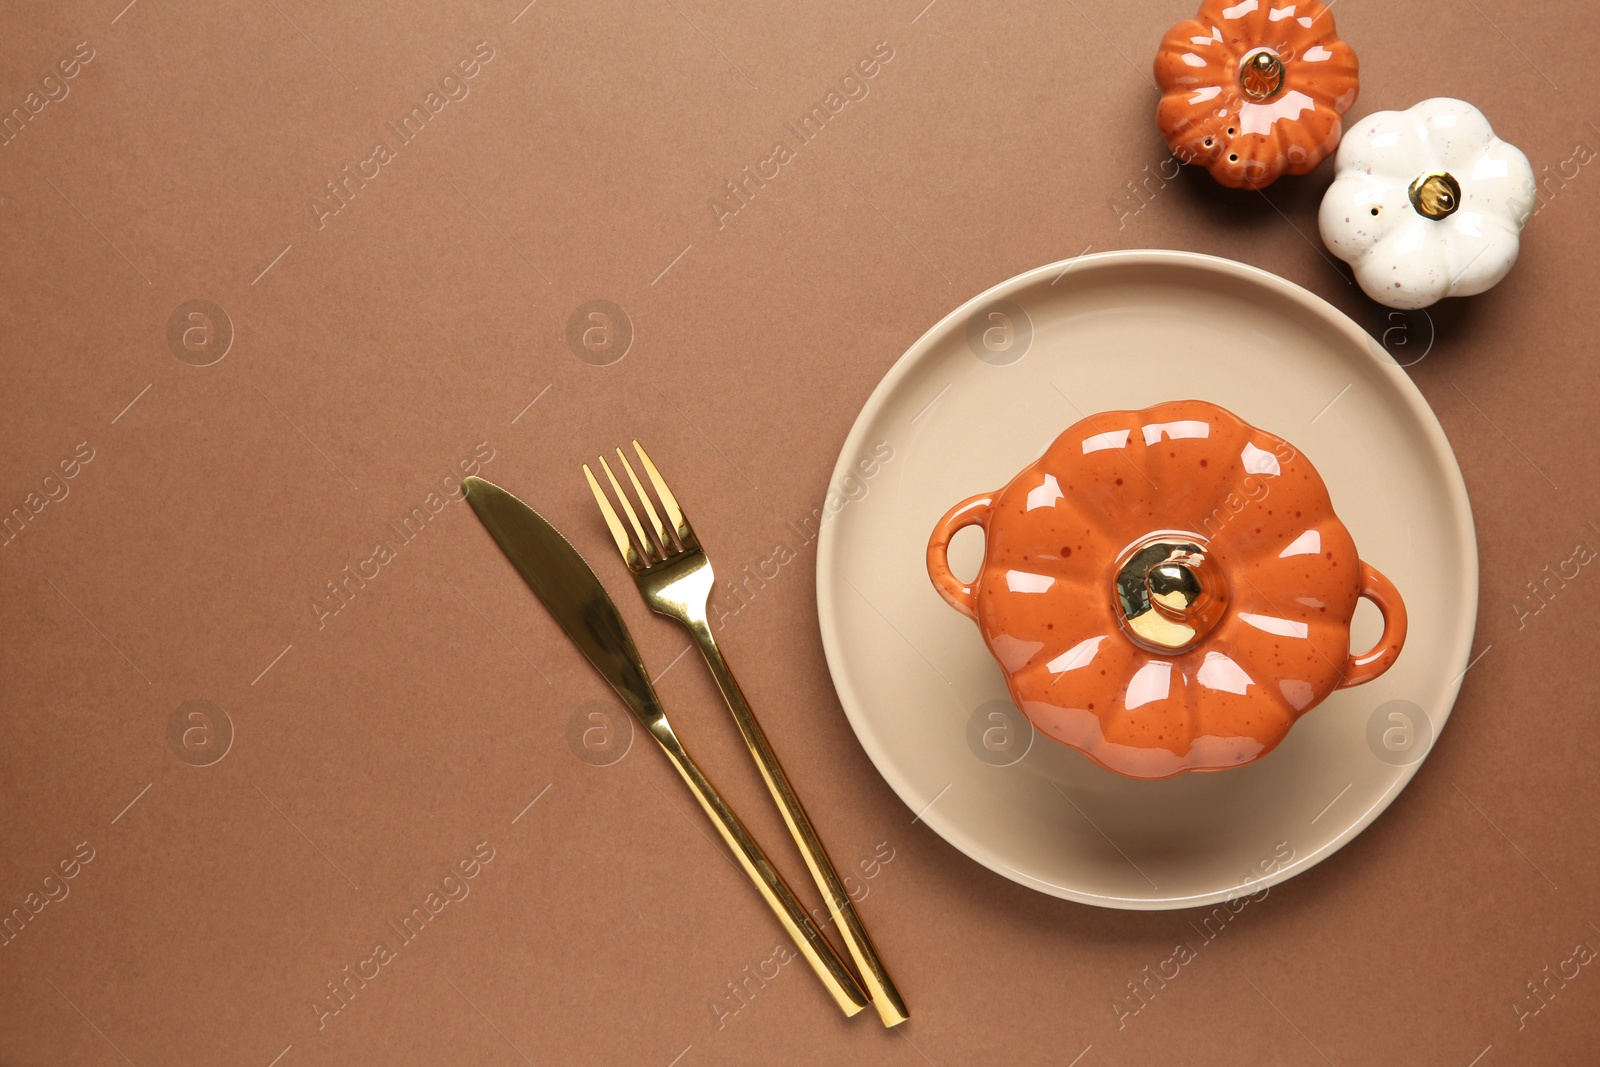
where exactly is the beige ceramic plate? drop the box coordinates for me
[816,249,1477,910]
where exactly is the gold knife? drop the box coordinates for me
[462,476,869,1018]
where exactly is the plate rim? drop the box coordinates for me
[815,247,1480,911]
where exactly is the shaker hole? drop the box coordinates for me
[1370,207,1380,216]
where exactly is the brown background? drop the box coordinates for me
[2,0,1598,1064]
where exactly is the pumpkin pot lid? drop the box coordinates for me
[928,399,1405,780]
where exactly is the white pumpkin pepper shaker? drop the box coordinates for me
[1318,97,1536,310]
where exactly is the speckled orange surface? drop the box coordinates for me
[928,400,1405,778]
[1155,0,1359,188]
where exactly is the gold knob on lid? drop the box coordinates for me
[1409,171,1462,220]
[1116,537,1229,653]
[1239,50,1284,100]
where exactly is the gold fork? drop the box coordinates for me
[584,441,909,1028]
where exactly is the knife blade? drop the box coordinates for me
[460,476,869,1017]
[462,475,663,732]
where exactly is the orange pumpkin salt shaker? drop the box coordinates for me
[1154,0,1359,188]
[927,400,1406,780]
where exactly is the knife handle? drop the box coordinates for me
[647,722,869,1018]
[687,621,910,1027]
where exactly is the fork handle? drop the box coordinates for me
[688,620,911,1027]
[645,720,869,1018]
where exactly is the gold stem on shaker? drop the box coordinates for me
[1239,49,1284,99]
[1409,171,1462,220]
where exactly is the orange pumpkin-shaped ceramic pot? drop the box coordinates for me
[1154,0,1359,189]
[926,400,1405,780]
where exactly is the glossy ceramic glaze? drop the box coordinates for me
[1319,97,1536,310]
[926,399,1406,780]
[1155,0,1358,189]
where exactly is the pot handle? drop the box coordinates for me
[1337,562,1408,689]
[926,493,994,621]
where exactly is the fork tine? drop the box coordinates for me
[633,440,695,546]
[584,464,644,570]
[617,448,673,553]
[599,456,657,562]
